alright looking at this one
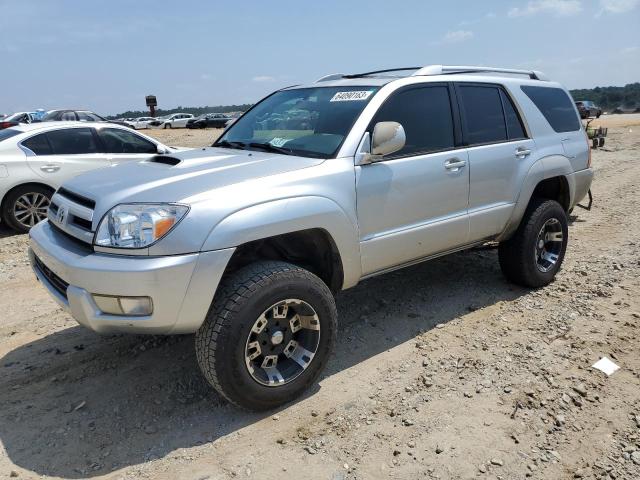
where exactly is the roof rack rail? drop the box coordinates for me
[315,67,421,82]
[316,73,347,82]
[412,65,548,81]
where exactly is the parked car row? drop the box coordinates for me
[0,109,134,130]
[0,122,184,232]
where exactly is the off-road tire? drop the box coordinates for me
[195,261,337,411]
[2,184,53,233]
[498,198,568,288]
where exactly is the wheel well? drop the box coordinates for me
[531,176,570,211]
[223,229,344,294]
[1,182,55,212]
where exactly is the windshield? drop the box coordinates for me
[215,86,379,158]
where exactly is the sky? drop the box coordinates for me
[1,0,638,116]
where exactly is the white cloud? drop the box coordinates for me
[440,30,474,44]
[621,46,639,54]
[508,0,582,17]
[252,75,276,82]
[200,73,212,81]
[598,0,639,13]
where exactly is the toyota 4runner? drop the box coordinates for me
[29,65,593,410]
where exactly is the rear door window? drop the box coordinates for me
[521,86,580,133]
[98,128,157,154]
[500,90,527,140]
[458,85,507,145]
[46,128,99,154]
[22,133,53,155]
[372,85,455,157]
[0,129,22,143]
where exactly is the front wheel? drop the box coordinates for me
[498,199,568,288]
[195,261,337,410]
[2,184,52,233]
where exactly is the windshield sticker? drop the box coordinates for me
[269,137,291,147]
[330,90,373,102]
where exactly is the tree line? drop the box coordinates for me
[569,83,640,111]
[108,83,640,118]
[108,103,253,119]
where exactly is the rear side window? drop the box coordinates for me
[500,90,527,140]
[98,128,157,154]
[60,111,77,121]
[372,85,455,157]
[458,85,507,145]
[521,86,580,133]
[47,128,99,154]
[22,133,53,155]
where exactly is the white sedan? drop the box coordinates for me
[0,122,182,233]
[127,116,158,130]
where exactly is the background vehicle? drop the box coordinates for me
[29,65,592,410]
[126,117,157,130]
[39,110,134,129]
[158,113,194,129]
[575,100,602,119]
[0,122,179,232]
[186,113,233,129]
[0,112,35,130]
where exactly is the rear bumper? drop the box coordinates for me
[569,168,594,209]
[29,221,234,334]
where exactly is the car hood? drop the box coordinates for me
[61,146,325,219]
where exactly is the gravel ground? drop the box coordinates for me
[0,116,639,479]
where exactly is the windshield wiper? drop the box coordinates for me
[248,142,293,155]
[214,140,247,150]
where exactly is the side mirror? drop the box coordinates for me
[157,145,168,154]
[372,121,406,157]
[356,122,405,165]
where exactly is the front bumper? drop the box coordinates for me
[29,221,234,334]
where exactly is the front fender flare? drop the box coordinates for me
[201,196,362,289]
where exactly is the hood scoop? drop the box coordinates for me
[148,155,182,166]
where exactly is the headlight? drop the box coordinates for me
[94,203,189,248]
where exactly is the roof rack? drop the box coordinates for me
[315,65,548,83]
[412,65,548,81]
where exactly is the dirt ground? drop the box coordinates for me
[1,115,639,480]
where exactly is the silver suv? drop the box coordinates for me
[29,65,593,410]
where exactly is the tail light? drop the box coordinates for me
[0,121,18,130]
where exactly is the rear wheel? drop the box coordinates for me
[498,199,568,288]
[195,261,337,410]
[2,184,52,233]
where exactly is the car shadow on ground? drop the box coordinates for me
[0,224,20,239]
[0,247,526,478]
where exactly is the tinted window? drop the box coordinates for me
[77,112,103,121]
[372,86,454,157]
[47,128,99,154]
[22,133,53,155]
[0,129,21,143]
[98,128,157,154]
[459,85,507,145]
[521,86,580,133]
[61,112,77,121]
[500,90,527,140]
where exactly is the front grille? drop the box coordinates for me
[49,188,96,244]
[34,255,69,299]
[57,187,96,209]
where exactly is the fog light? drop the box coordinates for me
[93,295,153,316]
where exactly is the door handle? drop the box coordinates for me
[515,148,531,158]
[444,158,466,170]
[40,164,60,173]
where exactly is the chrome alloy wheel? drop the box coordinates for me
[245,299,321,387]
[13,192,50,228]
[534,218,564,273]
